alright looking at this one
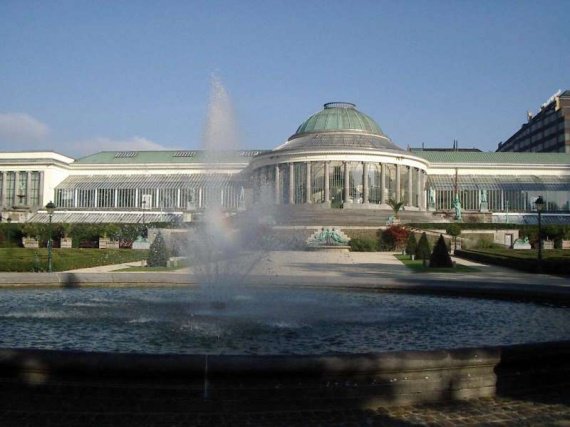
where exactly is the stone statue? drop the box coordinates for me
[309,227,349,246]
[479,189,489,212]
[328,228,348,245]
[453,195,462,221]
[428,188,436,209]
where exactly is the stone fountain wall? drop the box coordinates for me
[1,341,568,409]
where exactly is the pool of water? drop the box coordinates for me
[0,287,569,355]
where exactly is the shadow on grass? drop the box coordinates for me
[395,254,479,273]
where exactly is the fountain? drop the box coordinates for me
[1,79,569,411]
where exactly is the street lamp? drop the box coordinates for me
[534,196,545,273]
[45,201,56,273]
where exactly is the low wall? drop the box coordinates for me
[0,341,568,409]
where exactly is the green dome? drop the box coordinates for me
[291,102,384,140]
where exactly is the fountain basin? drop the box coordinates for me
[0,284,569,407]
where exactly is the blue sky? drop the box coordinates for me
[1,0,569,157]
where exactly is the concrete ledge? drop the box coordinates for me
[1,341,568,409]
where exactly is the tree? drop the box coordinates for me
[415,232,431,264]
[429,234,453,268]
[147,231,169,267]
[380,225,409,251]
[405,233,417,258]
[388,199,405,219]
[446,223,462,252]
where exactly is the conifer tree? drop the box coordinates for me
[405,233,417,258]
[147,231,169,267]
[429,234,453,268]
[415,232,431,262]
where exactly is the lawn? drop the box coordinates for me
[0,248,148,272]
[455,248,570,275]
[395,254,479,273]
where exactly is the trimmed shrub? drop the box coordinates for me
[405,233,417,256]
[415,232,431,261]
[147,231,169,267]
[429,234,453,268]
[349,237,378,252]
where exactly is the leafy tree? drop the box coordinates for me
[147,231,169,267]
[446,223,462,251]
[405,233,417,257]
[415,232,431,262]
[429,234,453,268]
[379,225,409,251]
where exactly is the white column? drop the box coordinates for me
[288,163,295,204]
[419,171,425,210]
[1,172,7,207]
[324,162,330,203]
[26,172,32,206]
[416,169,421,208]
[177,188,181,208]
[363,162,369,204]
[305,162,312,204]
[380,163,386,205]
[395,164,401,202]
[114,189,118,208]
[14,172,20,206]
[343,162,350,203]
[94,189,98,208]
[274,164,280,205]
[38,172,44,206]
[407,166,413,207]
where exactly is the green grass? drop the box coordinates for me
[455,248,570,275]
[395,254,479,273]
[0,248,148,272]
[461,248,569,260]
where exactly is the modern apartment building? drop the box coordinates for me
[497,90,570,153]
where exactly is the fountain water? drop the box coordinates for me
[187,75,268,301]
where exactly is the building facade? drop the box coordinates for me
[497,90,570,153]
[1,101,570,224]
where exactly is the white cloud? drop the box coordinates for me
[0,113,50,142]
[71,136,168,156]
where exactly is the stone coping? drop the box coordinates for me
[0,272,568,305]
[1,341,568,408]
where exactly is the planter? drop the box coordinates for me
[22,237,39,249]
[99,238,120,249]
[60,238,73,249]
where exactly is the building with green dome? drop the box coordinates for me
[1,100,570,224]
[248,102,428,210]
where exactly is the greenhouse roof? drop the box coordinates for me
[427,175,570,191]
[74,150,268,165]
[56,174,241,191]
[412,151,570,165]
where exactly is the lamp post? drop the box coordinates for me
[45,201,56,273]
[142,199,147,238]
[534,196,545,273]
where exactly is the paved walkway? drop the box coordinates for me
[0,380,568,426]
